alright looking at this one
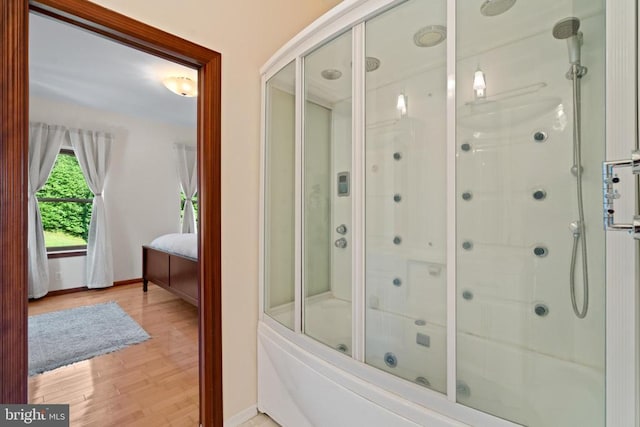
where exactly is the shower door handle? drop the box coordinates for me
[602,150,640,239]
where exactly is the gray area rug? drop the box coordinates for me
[29,301,150,376]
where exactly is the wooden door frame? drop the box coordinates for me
[0,1,222,426]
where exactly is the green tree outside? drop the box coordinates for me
[180,191,198,221]
[37,153,93,244]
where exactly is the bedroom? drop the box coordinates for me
[29,13,198,295]
[27,11,202,424]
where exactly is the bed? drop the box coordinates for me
[142,233,198,306]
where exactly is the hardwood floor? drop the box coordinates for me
[28,283,199,426]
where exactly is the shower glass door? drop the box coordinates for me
[303,30,353,354]
[264,61,296,330]
[455,1,605,425]
[364,0,448,393]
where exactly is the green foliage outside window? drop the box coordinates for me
[180,192,199,221]
[36,152,93,246]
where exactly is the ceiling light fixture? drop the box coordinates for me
[366,57,381,72]
[397,93,408,117]
[349,57,381,72]
[321,69,343,80]
[473,67,487,100]
[480,0,516,17]
[413,25,447,48]
[163,76,198,97]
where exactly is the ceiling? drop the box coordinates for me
[299,0,604,105]
[29,13,197,128]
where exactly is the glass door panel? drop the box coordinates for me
[364,0,447,393]
[303,31,353,354]
[264,61,296,330]
[455,1,605,425]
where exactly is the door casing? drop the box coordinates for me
[0,1,223,426]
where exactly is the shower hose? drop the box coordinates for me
[569,63,589,319]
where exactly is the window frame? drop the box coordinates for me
[37,148,93,256]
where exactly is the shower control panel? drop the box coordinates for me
[337,172,350,197]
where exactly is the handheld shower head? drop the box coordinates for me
[552,17,580,39]
[553,17,583,65]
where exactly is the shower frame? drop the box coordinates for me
[258,0,639,425]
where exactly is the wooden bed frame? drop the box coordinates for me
[142,245,199,306]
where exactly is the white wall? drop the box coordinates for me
[72,0,341,420]
[30,95,195,291]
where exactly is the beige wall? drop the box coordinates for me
[87,0,340,419]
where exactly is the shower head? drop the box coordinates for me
[552,17,580,39]
[553,17,583,65]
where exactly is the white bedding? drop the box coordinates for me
[148,233,198,259]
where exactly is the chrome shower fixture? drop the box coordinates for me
[569,221,581,237]
[480,0,516,17]
[556,16,589,319]
[553,17,587,78]
[553,17,581,63]
[552,16,580,39]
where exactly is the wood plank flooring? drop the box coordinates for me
[28,283,199,426]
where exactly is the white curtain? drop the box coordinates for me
[175,143,198,233]
[28,123,66,299]
[69,129,114,288]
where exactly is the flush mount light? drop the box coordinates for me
[365,57,381,72]
[349,57,381,72]
[321,69,343,80]
[480,0,516,17]
[163,76,197,97]
[413,25,447,48]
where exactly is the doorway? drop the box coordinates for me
[0,1,222,426]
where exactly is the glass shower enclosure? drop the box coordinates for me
[262,0,613,425]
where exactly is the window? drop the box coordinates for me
[36,149,93,252]
[180,191,198,221]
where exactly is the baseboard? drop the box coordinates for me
[224,405,258,427]
[43,287,87,298]
[114,278,143,286]
[44,279,142,297]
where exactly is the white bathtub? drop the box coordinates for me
[259,297,604,426]
[258,319,465,427]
